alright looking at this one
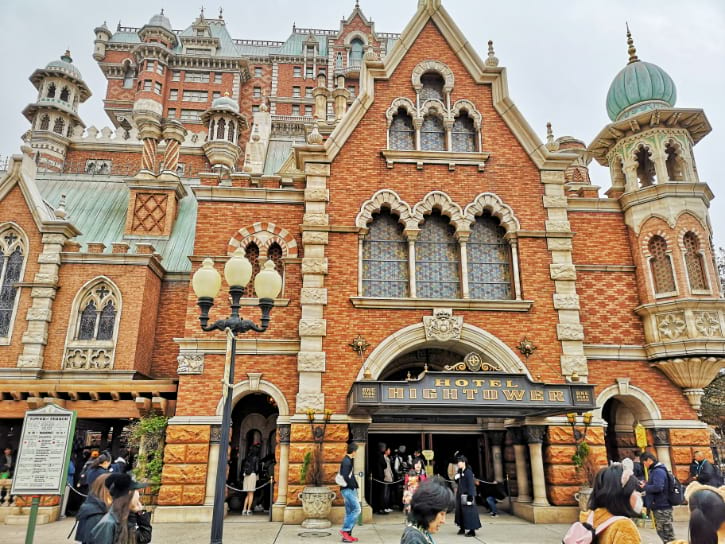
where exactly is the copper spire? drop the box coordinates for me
[626,23,639,64]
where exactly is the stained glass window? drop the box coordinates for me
[683,232,707,291]
[468,215,512,299]
[389,110,415,151]
[97,302,116,340]
[77,301,97,340]
[0,242,24,338]
[420,72,444,102]
[74,282,119,341]
[649,235,675,294]
[416,211,460,298]
[452,113,476,152]
[244,243,260,298]
[362,210,408,297]
[421,115,445,151]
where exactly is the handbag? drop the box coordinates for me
[335,472,348,487]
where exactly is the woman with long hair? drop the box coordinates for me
[401,476,455,544]
[579,463,642,544]
[669,482,725,544]
[74,473,112,544]
[403,459,428,515]
[90,473,151,544]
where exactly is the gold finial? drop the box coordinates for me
[224,91,230,97]
[626,22,639,64]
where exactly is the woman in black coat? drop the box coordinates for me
[74,473,112,544]
[453,455,481,537]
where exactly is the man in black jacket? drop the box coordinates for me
[339,443,360,543]
[689,450,723,486]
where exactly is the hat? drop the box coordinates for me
[105,473,147,499]
[684,481,725,502]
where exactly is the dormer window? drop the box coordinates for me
[349,38,364,67]
[420,72,445,102]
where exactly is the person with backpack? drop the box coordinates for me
[74,473,112,544]
[563,463,642,544]
[90,472,151,544]
[640,452,675,544]
[241,444,260,515]
[689,450,723,487]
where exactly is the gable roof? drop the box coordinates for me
[296,0,575,172]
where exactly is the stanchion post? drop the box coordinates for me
[25,495,40,544]
[357,471,364,526]
[268,476,274,522]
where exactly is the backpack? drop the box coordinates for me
[242,456,257,476]
[665,469,686,506]
[562,511,626,544]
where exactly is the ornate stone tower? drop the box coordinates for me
[589,29,724,413]
[201,93,248,175]
[22,51,91,171]
[93,22,113,61]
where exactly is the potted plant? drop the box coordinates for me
[298,409,336,529]
[127,414,168,506]
[572,441,598,511]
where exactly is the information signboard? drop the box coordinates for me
[11,404,76,496]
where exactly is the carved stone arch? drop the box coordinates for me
[674,212,709,247]
[385,97,416,126]
[344,31,368,46]
[357,321,532,381]
[595,383,662,424]
[420,99,446,118]
[355,189,414,230]
[0,222,29,254]
[451,99,482,129]
[228,223,298,258]
[412,191,466,232]
[412,60,454,92]
[640,229,674,258]
[629,140,655,162]
[463,193,520,234]
[220,378,290,418]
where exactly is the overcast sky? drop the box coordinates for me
[1,0,723,244]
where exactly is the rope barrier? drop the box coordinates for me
[369,477,404,485]
[225,480,272,493]
[67,485,88,498]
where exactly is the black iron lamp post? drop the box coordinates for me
[566,411,594,442]
[191,249,282,544]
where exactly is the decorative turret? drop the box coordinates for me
[138,10,177,48]
[93,22,112,61]
[588,27,723,414]
[312,71,330,120]
[22,51,91,171]
[201,93,248,174]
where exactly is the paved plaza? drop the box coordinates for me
[5,509,688,544]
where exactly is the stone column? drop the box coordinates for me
[133,110,162,176]
[525,425,549,506]
[204,425,221,507]
[350,423,369,507]
[509,427,531,502]
[488,430,506,483]
[405,230,419,298]
[457,232,470,299]
[653,428,672,470]
[275,424,291,508]
[161,120,187,178]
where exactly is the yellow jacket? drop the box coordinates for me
[578,508,641,544]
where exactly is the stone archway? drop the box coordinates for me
[357,320,532,380]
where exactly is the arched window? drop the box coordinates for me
[216,118,226,140]
[468,214,512,299]
[123,64,135,89]
[243,243,260,297]
[452,112,476,152]
[46,83,56,98]
[389,108,415,151]
[39,115,50,130]
[635,145,656,187]
[665,141,685,181]
[53,117,65,135]
[0,227,26,339]
[362,209,408,297]
[267,242,284,282]
[610,156,626,187]
[336,52,343,69]
[227,120,235,143]
[59,87,70,102]
[349,38,364,67]
[74,283,118,341]
[421,114,445,151]
[648,235,676,294]
[420,72,444,102]
[416,210,460,298]
[683,232,707,291]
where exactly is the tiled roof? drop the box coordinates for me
[264,139,298,175]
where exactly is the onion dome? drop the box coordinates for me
[210,93,240,113]
[148,10,172,31]
[605,27,676,121]
[45,50,83,81]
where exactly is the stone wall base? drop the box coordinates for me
[512,501,579,524]
[152,505,214,523]
[4,505,60,525]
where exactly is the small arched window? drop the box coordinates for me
[648,235,676,294]
[243,243,260,298]
[421,114,445,151]
[683,232,707,291]
[74,282,118,341]
[0,227,26,339]
[59,87,70,102]
[336,52,343,69]
[665,141,685,181]
[39,115,50,130]
[420,72,444,102]
[53,117,65,135]
[416,210,460,298]
[216,118,226,140]
[123,64,135,89]
[46,83,56,98]
[452,112,476,152]
[267,242,284,283]
[635,145,656,187]
[362,209,408,297]
[227,120,235,143]
[349,38,364,67]
[389,108,415,151]
[468,214,512,299]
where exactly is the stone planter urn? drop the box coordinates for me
[299,486,336,528]
[574,487,593,511]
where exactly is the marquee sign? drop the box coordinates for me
[347,371,596,418]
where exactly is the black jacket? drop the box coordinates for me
[454,467,481,531]
[75,494,108,543]
[691,459,722,486]
[339,455,358,489]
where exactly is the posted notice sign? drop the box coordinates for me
[11,404,76,496]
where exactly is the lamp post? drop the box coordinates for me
[566,412,593,442]
[191,249,282,544]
